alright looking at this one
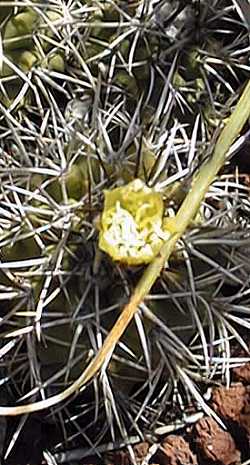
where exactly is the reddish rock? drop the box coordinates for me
[231,336,250,384]
[133,442,150,461]
[232,363,250,384]
[105,442,149,465]
[153,435,197,465]
[194,417,241,465]
[240,400,250,441]
[212,384,247,422]
[212,383,250,440]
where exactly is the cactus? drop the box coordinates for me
[0,0,250,463]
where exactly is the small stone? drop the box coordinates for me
[212,383,250,450]
[104,442,149,465]
[194,417,241,465]
[152,435,197,465]
[233,363,250,384]
[212,384,247,422]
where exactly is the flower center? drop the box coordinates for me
[103,201,167,260]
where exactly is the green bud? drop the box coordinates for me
[41,52,65,72]
[39,10,62,51]
[0,49,38,77]
[113,71,138,96]
[65,164,87,200]
[3,8,40,51]
[172,71,187,88]
[18,49,38,72]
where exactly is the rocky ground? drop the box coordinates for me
[102,363,250,465]
[83,333,250,465]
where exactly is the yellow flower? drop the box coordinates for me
[99,179,170,265]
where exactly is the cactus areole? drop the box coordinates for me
[99,179,170,265]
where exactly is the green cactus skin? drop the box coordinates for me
[3,8,40,51]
